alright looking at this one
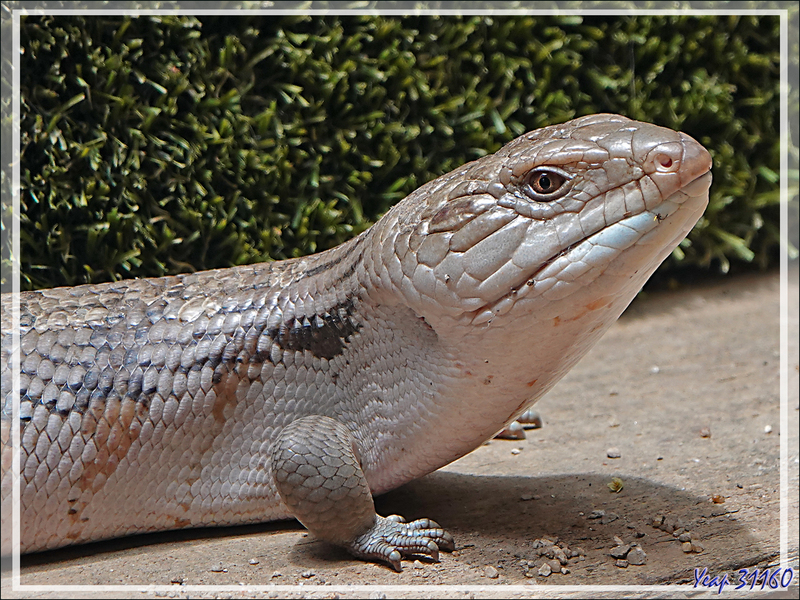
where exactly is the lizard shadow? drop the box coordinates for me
[15,519,303,569]
[291,470,774,582]
[17,470,773,585]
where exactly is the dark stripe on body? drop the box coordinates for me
[268,297,362,360]
[14,295,365,418]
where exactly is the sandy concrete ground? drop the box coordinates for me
[2,266,798,599]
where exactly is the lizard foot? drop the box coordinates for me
[495,408,543,439]
[350,514,455,571]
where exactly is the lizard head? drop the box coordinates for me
[368,114,712,332]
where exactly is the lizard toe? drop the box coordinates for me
[350,515,455,571]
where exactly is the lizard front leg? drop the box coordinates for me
[270,415,455,571]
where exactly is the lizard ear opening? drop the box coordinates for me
[426,196,495,234]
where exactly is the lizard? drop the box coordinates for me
[0,113,713,570]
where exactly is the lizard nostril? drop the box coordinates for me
[644,142,683,174]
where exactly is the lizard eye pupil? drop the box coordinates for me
[524,169,570,200]
[535,173,554,192]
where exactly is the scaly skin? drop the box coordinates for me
[1,114,712,569]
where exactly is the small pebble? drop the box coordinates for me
[538,545,554,558]
[169,575,185,584]
[650,365,660,374]
[658,516,680,533]
[711,494,725,504]
[610,544,630,559]
[560,567,570,574]
[607,447,621,459]
[699,426,712,438]
[600,511,620,524]
[588,510,605,519]
[691,542,705,553]
[615,559,629,568]
[301,570,315,579]
[678,532,692,542]
[764,425,773,434]
[209,563,227,573]
[248,558,259,565]
[511,448,522,455]
[547,559,562,572]
[628,547,647,565]
[484,565,499,579]
[538,563,552,577]
[369,593,387,600]
[681,541,694,553]
[651,515,665,527]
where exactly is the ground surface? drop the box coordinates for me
[2,266,798,599]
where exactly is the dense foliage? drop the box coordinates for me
[14,14,786,290]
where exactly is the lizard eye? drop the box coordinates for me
[523,168,571,201]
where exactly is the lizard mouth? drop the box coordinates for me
[681,170,714,198]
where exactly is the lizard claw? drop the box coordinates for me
[350,515,455,571]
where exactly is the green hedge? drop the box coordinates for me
[12,14,786,290]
